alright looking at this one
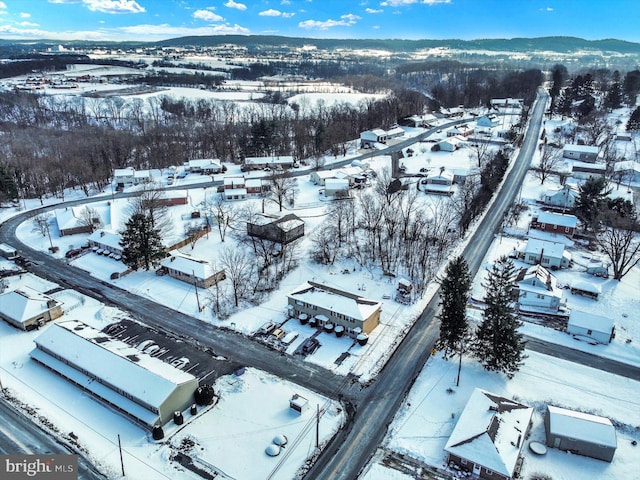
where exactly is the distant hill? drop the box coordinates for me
[154,35,640,55]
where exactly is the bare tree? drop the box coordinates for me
[218,246,255,307]
[268,170,297,212]
[32,213,54,248]
[213,195,237,242]
[534,146,562,184]
[596,214,640,281]
[469,140,492,168]
[127,183,172,236]
[78,205,103,233]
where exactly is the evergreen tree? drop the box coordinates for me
[436,256,471,359]
[120,212,164,271]
[471,256,525,379]
[574,176,612,233]
[0,161,18,205]
[627,106,640,131]
[604,75,623,110]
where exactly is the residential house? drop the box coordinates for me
[386,125,405,139]
[447,124,474,137]
[613,160,640,184]
[545,405,617,462]
[184,158,223,174]
[55,206,98,236]
[422,167,454,195]
[310,170,337,186]
[490,98,523,109]
[310,166,365,187]
[324,178,350,197]
[562,144,599,163]
[513,265,564,312]
[542,184,579,209]
[440,106,464,118]
[158,190,189,207]
[30,320,199,428]
[245,178,267,195]
[360,129,387,148]
[223,176,247,201]
[113,167,135,186]
[519,239,571,269]
[445,388,533,480]
[570,161,606,180]
[287,281,382,335]
[87,230,123,256]
[242,156,295,171]
[159,253,225,289]
[567,310,614,344]
[437,136,466,152]
[530,212,578,238]
[247,213,305,244]
[401,113,437,128]
[476,113,500,128]
[0,286,63,331]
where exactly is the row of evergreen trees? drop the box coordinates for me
[435,255,526,383]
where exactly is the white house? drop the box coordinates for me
[445,388,533,480]
[514,265,564,312]
[613,160,640,184]
[113,167,135,186]
[87,230,123,256]
[542,184,579,209]
[360,129,387,148]
[30,320,199,428]
[422,167,454,195]
[562,144,599,163]
[570,161,606,180]
[0,286,63,331]
[476,113,499,128]
[437,136,466,152]
[567,310,614,344]
[519,239,571,269]
[446,124,474,137]
[491,98,523,109]
[184,158,222,174]
[530,212,578,238]
[386,125,405,139]
[160,253,225,289]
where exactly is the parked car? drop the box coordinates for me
[301,337,320,354]
[258,321,276,335]
[272,328,286,340]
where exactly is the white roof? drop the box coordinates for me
[114,167,134,177]
[613,160,640,173]
[547,405,617,448]
[0,286,59,323]
[224,176,245,186]
[522,239,565,259]
[32,320,197,410]
[186,158,220,168]
[445,388,533,477]
[536,211,578,228]
[544,184,579,198]
[571,161,606,171]
[244,156,293,165]
[563,144,599,154]
[54,206,83,231]
[568,310,613,333]
[288,281,382,322]
[325,178,349,189]
[161,254,220,280]
[87,230,122,251]
[571,280,601,294]
[245,178,263,188]
[386,126,405,136]
[225,188,247,196]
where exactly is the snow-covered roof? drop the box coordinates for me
[244,156,294,165]
[288,281,382,322]
[245,178,263,188]
[32,320,197,410]
[536,211,578,228]
[386,126,405,136]
[522,239,565,259]
[613,160,640,173]
[563,144,599,154]
[571,280,601,294]
[445,388,533,477]
[185,158,220,168]
[223,176,245,187]
[571,161,606,171]
[54,206,83,231]
[325,178,349,189]
[0,286,60,323]
[568,310,613,334]
[547,405,617,448]
[517,265,561,297]
[225,188,247,196]
[161,253,220,280]
[544,184,579,198]
[87,230,122,251]
[114,167,134,177]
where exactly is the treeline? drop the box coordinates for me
[131,71,226,89]
[229,60,387,81]
[0,86,426,203]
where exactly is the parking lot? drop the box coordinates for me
[103,319,241,382]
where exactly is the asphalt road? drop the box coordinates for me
[0,398,106,480]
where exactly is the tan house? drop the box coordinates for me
[287,281,382,335]
[159,253,225,288]
[0,286,63,331]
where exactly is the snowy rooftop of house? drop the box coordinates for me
[54,206,83,230]
[613,160,640,172]
[571,161,606,171]
[185,158,220,168]
[161,253,220,280]
[386,126,405,136]
[536,211,578,228]
[563,144,599,153]
[438,136,466,146]
[225,188,247,196]
[571,280,601,294]
[336,166,364,177]
[522,239,565,258]
[163,189,188,199]
[427,169,454,181]
[87,230,122,250]
[547,405,617,448]
[223,176,245,186]
[363,128,387,137]
[445,388,533,478]
[250,213,304,231]
[244,156,293,165]
[31,320,197,409]
[518,265,560,295]
[288,281,382,321]
[568,310,613,333]
[245,178,263,188]
[545,184,579,197]
[0,286,59,323]
[325,178,349,188]
[114,167,134,177]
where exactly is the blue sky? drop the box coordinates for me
[0,0,636,43]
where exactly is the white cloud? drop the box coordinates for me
[259,9,294,18]
[193,9,224,22]
[18,21,39,26]
[0,1,7,8]
[380,0,450,5]
[20,12,31,18]
[298,13,361,30]
[224,0,247,11]
[540,7,553,11]
[280,0,291,4]
[48,0,145,14]
[366,8,383,13]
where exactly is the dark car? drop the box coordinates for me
[301,337,320,354]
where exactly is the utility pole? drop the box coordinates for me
[193,270,201,312]
[315,404,320,450]
[118,434,125,477]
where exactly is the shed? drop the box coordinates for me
[567,310,614,344]
[562,144,599,163]
[289,393,309,414]
[324,178,350,197]
[545,405,616,462]
[570,281,601,299]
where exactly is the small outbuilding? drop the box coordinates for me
[289,393,309,414]
[545,405,617,462]
[0,286,63,331]
[567,310,614,344]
